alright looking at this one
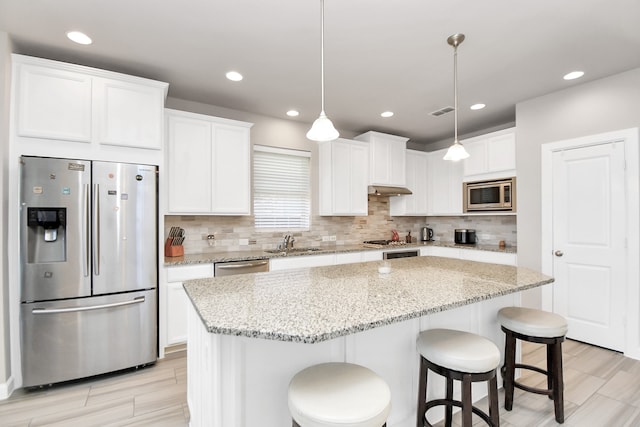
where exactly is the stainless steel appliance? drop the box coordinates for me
[420,227,434,242]
[20,156,158,387]
[214,259,269,276]
[455,229,477,244]
[463,177,516,212]
[383,249,419,259]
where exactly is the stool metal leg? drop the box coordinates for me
[503,330,516,411]
[417,356,428,427]
[461,373,473,427]
[488,375,500,427]
[552,342,565,423]
[546,344,554,400]
[445,377,454,427]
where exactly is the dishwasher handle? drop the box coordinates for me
[216,260,269,270]
[214,260,270,276]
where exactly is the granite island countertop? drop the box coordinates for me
[183,256,551,344]
[165,240,517,266]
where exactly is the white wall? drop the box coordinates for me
[0,31,13,396]
[515,67,640,307]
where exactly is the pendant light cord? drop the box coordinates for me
[320,0,326,113]
[453,43,458,143]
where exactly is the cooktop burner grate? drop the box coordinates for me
[362,240,408,248]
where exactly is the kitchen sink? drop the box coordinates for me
[264,247,323,254]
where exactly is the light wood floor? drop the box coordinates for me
[1,339,640,426]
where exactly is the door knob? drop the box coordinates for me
[554,250,564,257]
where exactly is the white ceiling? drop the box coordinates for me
[1,0,639,146]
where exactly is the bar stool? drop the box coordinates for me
[497,307,568,424]
[288,362,391,427]
[416,329,501,427]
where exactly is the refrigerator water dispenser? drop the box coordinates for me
[26,207,67,263]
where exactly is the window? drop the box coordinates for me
[253,145,310,229]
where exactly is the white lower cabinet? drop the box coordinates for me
[163,264,214,352]
[166,281,189,346]
[361,250,384,262]
[421,245,516,266]
[269,254,336,271]
[458,248,517,266]
[335,252,364,265]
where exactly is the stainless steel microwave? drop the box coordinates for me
[463,177,516,212]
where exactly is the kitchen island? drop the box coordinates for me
[183,256,553,427]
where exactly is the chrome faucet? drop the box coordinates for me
[280,234,295,252]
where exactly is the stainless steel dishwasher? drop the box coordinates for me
[214,259,270,276]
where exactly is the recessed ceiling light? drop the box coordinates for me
[66,31,92,45]
[563,71,584,80]
[286,110,299,117]
[470,103,486,110]
[380,111,394,118]
[226,71,243,82]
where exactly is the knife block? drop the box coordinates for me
[164,238,184,257]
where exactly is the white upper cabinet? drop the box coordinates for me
[390,149,429,216]
[95,78,165,149]
[318,138,369,216]
[16,64,93,142]
[12,54,168,150]
[354,131,408,187]
[427,148,463,215]
[462,127,516,181]
[166,109,253,215]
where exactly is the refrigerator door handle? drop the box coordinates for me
[32,296,145,314]
[83,183,90,277]
[92,183,100,276]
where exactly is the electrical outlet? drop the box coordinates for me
[329,235,336,241]
[239,238,249,246]
[322,236,330,242]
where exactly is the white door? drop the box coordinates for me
[552,141,626,351]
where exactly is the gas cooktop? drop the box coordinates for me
[362,240,408,248]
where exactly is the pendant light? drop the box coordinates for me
[443,33,470,161]
[306,0,339,142]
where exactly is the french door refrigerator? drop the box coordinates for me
[20,156,158,387]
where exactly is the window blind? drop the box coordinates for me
[253,146,310,229]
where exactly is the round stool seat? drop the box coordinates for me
[498,307,568,338]
[288,362,391,427]
[417,329,500,373]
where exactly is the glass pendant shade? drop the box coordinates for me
[443,140,470,161]
[306,110,339,142]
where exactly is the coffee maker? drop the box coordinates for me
[420,226,434,242]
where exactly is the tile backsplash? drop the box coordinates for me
[165,196,517,254]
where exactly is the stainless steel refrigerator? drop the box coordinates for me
[20,156,158,387]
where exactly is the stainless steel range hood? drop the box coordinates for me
[368,185,412,196]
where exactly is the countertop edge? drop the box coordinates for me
[166,241,517,266]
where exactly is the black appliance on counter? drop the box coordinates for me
[454,229,477,244]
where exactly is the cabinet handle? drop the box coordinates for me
[554,250,564,257]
